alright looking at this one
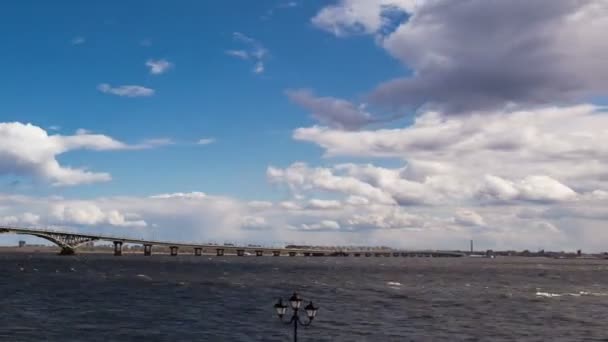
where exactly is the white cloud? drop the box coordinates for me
[0,122,166,186]
[279,201,302,210]
[346,206,423,230]
[197,138,216,145]
[346,195,369,206]
[268,162,397,205]
[241,216,268,229]
[293,105,608,194]
[453,210,486,227]
[312,0,417,37]
[227,32,268,74]
[307,199,342,210]
[97,83,155,97]
[480,175,577,203]
[225,50,249,60]
[301,220,341,231]
[1,189,606,250]
[52,202,147,228]
[149,192,207,200]
[0,212,39,226]
[146,59,173,75]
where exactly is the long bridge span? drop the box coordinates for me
[0,226,464,258]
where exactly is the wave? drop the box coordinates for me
[535,291,608,298]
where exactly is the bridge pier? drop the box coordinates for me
[365,252,372,257]
[144,244,152,256]
[303,252,311,257]
[272,251,281,256]
[354,253,361,257]
[170,246,178,256]
[60,247,75,255]
[288,252,297,257]
[216,248,224,256]
[113,241,123,256]
[194,247,202,256]
[236,249,245,256]
[255,250,263,256]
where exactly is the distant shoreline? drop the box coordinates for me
[1,246,607,260]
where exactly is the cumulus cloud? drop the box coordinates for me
[0,122,165,186]
[269,162,464,207]
[226,32,269,74]
[286,89,377,130]
[301,220,341,231]
[267,106,608,226]
[268,162,397,205]
[379,0,608,112]
[279,201,302,211]
[313,0,608,113]
[307,199,342,210]
[274,101,608,249]
[312,0,416,37]
[97,83,155,97]
[146,59,173,75]
[52,202,146,228]
[480,175,577,203]
[453,210,486,227]
[299,2,608,251]
[0,212,40,226]
[294,105,608,193]
[2,189,606,250]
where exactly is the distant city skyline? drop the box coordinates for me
[1,0,607,251]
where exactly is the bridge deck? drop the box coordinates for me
[0,226,464,256]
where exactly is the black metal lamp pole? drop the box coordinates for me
[274,292,318,342]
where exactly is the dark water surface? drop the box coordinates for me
[1,254,608,341]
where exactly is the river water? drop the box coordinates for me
[1,254,607,341]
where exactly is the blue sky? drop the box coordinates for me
[0,0,406,200]
[1,0,608,251]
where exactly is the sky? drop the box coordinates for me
[1,0,608,251]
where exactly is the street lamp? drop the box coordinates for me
[274,292,318,342]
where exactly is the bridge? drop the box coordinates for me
[0,226,464,258]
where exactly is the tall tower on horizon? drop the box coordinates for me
[470,240,473,253]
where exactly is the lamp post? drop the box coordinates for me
[274,292,318,342]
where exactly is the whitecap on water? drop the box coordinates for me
[536,291,608,298]
[136,274,153,281]
[387,282,402,287]
[536,292,562,298]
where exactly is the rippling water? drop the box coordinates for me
[2,254,608,341]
